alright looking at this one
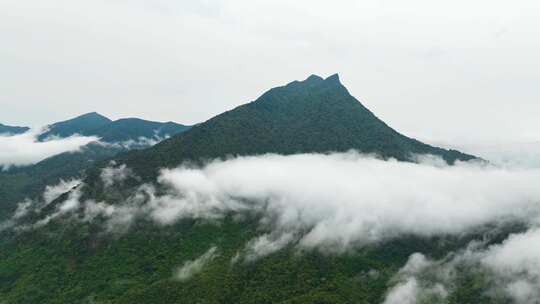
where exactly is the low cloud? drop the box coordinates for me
[14,152,540,252]
[474,142,540,169]
[243,232,296,262]
[97,134,172,150]
[174,247,218,282]
[383,254,449,304]
[100,163,133,188]
[34,186,83,228]
[42,179,81,206]
[434,141,540,169]
[0,129,98,169]
[118,134,171,148]
[0,179,82,231]
[383,278,420,304]
[383,226,540,303]
[8,151,540,300]
[478,228,540,303]
[143,152,540,255]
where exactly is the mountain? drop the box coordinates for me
[0,115,191,220]
[0,123,29,135]
[114,74,474,180]
[1,75,488,304]
[0,143,123,219]
[38,112,112,140]
[38,112,190,143]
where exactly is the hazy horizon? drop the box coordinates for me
[1,1,539,144]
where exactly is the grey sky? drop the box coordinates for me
[1,0,539,144]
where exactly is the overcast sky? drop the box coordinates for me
[1,0,539,144]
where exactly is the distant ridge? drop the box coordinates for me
[0,113,191,218]
[0,123,29,135]
[38,112,112,140]
[88,118,190,142]
[38,113,190,142]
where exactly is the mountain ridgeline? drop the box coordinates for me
[37,112,112,141]
[114,74,475,179]
[0,114,191,220]
[0,123,29,135]
[38,112,190,142]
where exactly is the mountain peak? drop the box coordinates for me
[325,73,340,83]
[298,73,341,86]
[38,112,112,140]
[282,73,343,90]
[264,73,347,105]
[305,74,324,82]
[77,112,111,121]
[115,74,476,180]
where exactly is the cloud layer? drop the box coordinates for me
[13,152,540,255]
[462,141,540,169]
[7,151,540,298]
[0,129,97,169]
[145,152,540,253]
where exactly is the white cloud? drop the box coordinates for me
[34,185,83,228]
[383,253,449,304]
[82,201,115,222]
[12,199,32,220]
[8,150,540,301]
[381,227,540,303]
[97,134,171,150]
[100,163,132,187]
[12,151,540,254]
[383,278,420,304]
[0,179,81,232]
[174,246,218,282]
[479,228,540,303]
[243,232,296,262]
[465,142,540,169]
[42,179,81,205]
[143,152,540,252]
[0,129,98,169]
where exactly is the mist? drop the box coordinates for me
[382,227,540,303]
[0,129,97,169]
[144,152,540,253]
[174,247,218,282]
[13,151,538,256]
[8,150,540,299]
[434,140,540,169]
